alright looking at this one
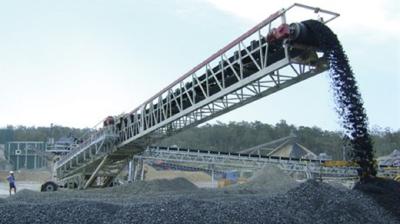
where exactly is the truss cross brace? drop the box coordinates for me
[83,155,109,189]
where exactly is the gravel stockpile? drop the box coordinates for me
[145,165,212,183]
[355,178,400,220]
[101,177,198,195]
[283,180,398,223]
[230,165,299,194]
[8,178,198,204]
[1,178,398,224]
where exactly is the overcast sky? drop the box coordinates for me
[0,0,398,131]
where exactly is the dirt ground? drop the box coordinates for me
[0,169,51,183]
[0,169,51,198]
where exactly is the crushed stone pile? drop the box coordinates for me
[101,177,198,195]
[145,165,211,183]
[354,178,400,220]
[8,178,198,204]
[7,189,43,203]
[229,165,299,194]
[283,180,398,223]
[1,179,398,224]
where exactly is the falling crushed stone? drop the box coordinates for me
[300,20,376,179]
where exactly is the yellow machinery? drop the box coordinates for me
[322,160,358,167]
[217,179,232,188]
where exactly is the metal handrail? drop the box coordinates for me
[128,3,339,115]
[55,3,340,172]
[56,126,117,167]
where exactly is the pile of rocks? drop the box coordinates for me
[229,165,299,195]
[0,177,398,224]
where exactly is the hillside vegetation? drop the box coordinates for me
[1,121,399,160]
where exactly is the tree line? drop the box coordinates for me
[160,120,399,159]
[0,125,88,145]
[0,121,399,160]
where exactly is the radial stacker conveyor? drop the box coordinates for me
[41,4,342,191]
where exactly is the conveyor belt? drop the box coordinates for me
[53,4,340,188]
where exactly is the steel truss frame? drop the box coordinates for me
[54,3,340,187]
[56,128,118,179]
[137,146,358,178]
[239,134,297,154]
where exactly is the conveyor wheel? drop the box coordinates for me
[41,181,58,192]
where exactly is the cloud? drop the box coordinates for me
[204,0,400,42]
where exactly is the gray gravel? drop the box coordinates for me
[229,165,299,195]
[0,178,398,224]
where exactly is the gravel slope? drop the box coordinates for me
[0,178,398,224]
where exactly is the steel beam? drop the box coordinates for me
[83,155,109,189]
[137,146,359,178]
[53,4,340,185]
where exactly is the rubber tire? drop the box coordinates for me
[41,181,58,192]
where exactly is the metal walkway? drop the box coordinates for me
[54,4,340,188]
[135,146,400,181]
